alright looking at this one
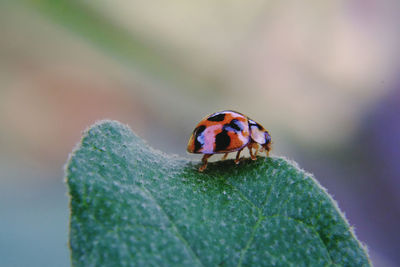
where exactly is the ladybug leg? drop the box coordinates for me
[221,153,229,160]
[254,144,259,156]
[199,154,212,172]
[248,143,258,160]
[234,148,243,165]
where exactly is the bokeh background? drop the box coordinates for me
[1,1,399,266]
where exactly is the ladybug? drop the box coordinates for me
[187,110,272,171]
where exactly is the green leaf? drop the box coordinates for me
[65,120,371,267]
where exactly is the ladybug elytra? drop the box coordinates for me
[187,110,271,171]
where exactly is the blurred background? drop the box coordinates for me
[1,1,399,266]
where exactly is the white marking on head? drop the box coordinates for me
[250,125,266,144]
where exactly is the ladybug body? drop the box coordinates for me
[187,110,271,171]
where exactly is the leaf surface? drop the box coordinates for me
[65,120,370,266]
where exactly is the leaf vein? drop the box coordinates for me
[140,186,205,267]
[236,210,265,267]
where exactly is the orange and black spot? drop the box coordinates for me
[207,113,226,122]
[193,125,206,152]
[215,130,231,152]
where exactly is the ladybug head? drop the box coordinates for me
[263,131,272,152]
[249,123,272,152]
